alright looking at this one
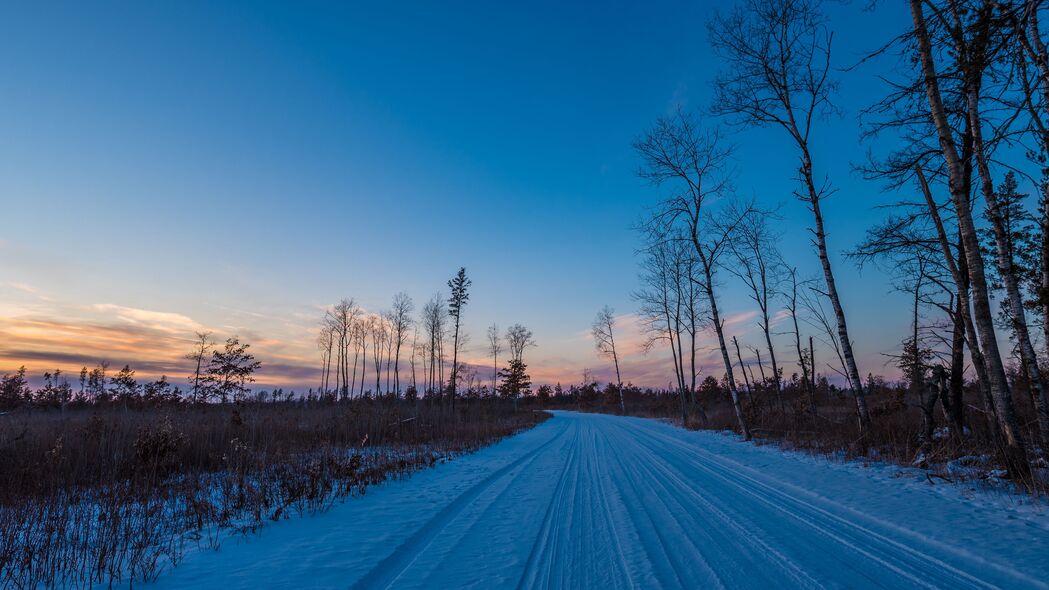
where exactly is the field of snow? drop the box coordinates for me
[144,411,1049,589]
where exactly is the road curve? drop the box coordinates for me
[148,411,1049,590]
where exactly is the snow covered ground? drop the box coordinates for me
[144,411,1049,589]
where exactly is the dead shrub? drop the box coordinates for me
[0,398,545,588]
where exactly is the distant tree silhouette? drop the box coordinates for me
[204,336,262,403]
[109,365,139,407]
[487,323,502,395]
[591,306,625,413]
[447,268,471,405]
[88,362,109,403]
[389,292,414,395]
[186,331,214,403]
[498,359,531,410]
[0,366,30,409]
[505,323,535,364]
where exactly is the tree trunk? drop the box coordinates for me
[394,341,402,395]
[351,340,360,400]
[761,313,785,411]
[733,336,756,407]
[802,148,870,432]
[697,247,750,440]
[970,103,1049,447]
[909,0,1028,475]
[359,343,367,399]
[948,295,967,434]
[609,331,625,414]
[663,298,690,425]
[790,271,815,415]
[450,320,461,407]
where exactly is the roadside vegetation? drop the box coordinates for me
[0,398,544,588]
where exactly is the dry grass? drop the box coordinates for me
[0,399,546,589]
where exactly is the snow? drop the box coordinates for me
[143,411,1049,589]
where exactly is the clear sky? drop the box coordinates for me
[0,1,972,391]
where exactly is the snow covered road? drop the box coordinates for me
[148,411,1049,589]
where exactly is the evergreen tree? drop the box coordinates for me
[108,365,140,405]
[143,375,179,404]
[35,369,71,408]
[536,384,552,405]
[205,336,262,403]
[897,337,933,391]
[498,359,531,409]
[446,267,471,405]
[981,172,1039,324]
[0,366,30,410]
[87,362,109,403]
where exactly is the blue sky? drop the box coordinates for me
[0,1,960,388]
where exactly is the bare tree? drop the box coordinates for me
[727,210,787,409]
[801,282,850,386]
[786,267,815,412]
[733,335,756,406]
[635,230,703,424]
[506,324,536,364]
[367,314,389,396]
[409,324,419,395]
[317,324,334,395]
[421,294,446,396]
[592,306,626,413]
[326,299,360,399]
[634,110,751,440]
[849,206,963,435]
[487,323,502,394]
[186,331,214,404]
[709,0,870,431]
[356,320,368,398]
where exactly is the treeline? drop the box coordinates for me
[0,335,261,410]
[0,267,545,413]
[621,0,1049,483]
[316,267,537,405]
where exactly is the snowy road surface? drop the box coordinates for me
[148,411,1049,589]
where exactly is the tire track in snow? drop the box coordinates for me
[586,423,635,590]
[515,420,581,590]
[625,421,975,588]
[405,423,578,588]
[622,417,1044,589]
[602,417,822,589]
[349,419,569,590]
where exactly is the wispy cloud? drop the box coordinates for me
[0,285,321,390]
[90,304,203,333]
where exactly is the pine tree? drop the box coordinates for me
[498,359,531,410]
[446,267,471,405]
[204,336,262,403]
[88,362,109,403]
[0,366,30,410]
[981,171,1039,322]
[108,365,140,406]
